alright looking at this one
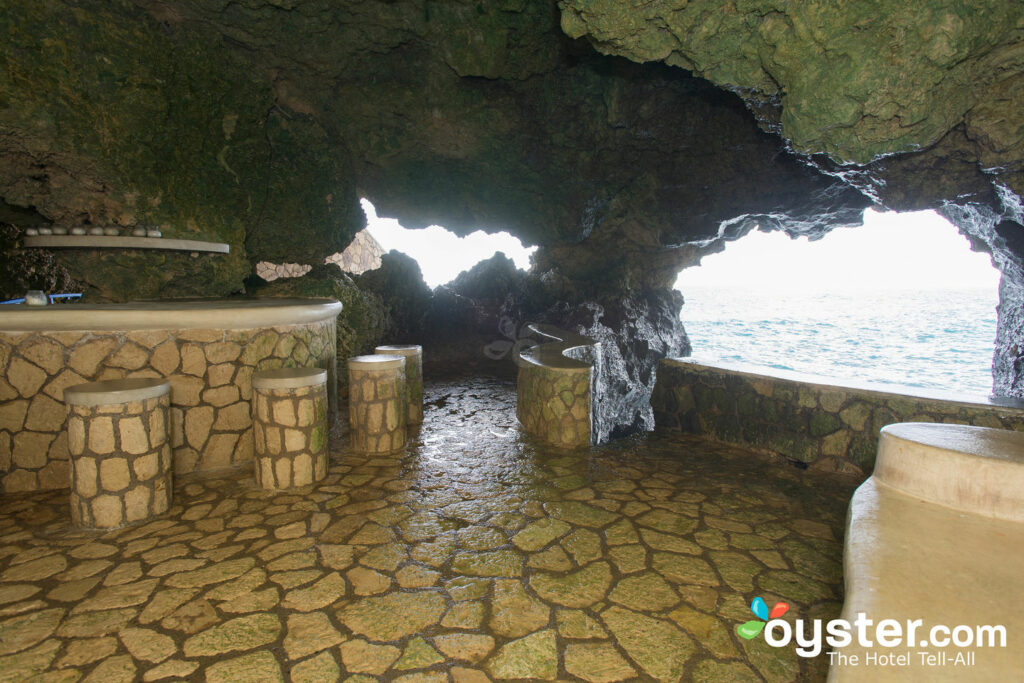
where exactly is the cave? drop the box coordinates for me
[1,1,1024,680]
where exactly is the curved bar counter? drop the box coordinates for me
[516,323,597,448]
[830,423,1024,681]
[0,298,341,493]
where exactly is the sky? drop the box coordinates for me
[675,208,1000,292]
[362,200,999,292]
[362,200,536,288]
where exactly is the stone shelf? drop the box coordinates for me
[24,235,230,253]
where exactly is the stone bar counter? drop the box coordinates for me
[516,323,597,448]
[0,297,341,493]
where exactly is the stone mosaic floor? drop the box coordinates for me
[0,376,858,682]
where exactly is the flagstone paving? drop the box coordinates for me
[0,376,857,681]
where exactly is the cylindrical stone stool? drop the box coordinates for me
[348,355,407,453]
[64,378,172,529]
[375,344,423,425]
[252,367,329,490]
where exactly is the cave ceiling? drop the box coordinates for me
[1,0,1023,297]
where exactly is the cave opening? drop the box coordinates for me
[360,199,536,289]
[675,208,1001,396]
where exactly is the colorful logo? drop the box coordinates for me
[737,596,790,639]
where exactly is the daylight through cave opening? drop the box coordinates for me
[359,200,536,289]
[675,208,1001,396]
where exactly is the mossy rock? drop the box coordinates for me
[808,410,842,437]
[357,251,432,344]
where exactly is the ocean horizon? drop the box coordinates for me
[679,284,999,398]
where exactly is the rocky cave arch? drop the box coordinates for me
[2,0,1024,437]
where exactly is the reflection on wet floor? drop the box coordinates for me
[0,375,858,681]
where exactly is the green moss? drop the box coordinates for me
[560,0,1024,163]
[848,435,878,470]
[808,411,842,438]
[0,1,365,299]
[870,407,900,437]
[310,424,327,454]
[735,392,758,417]
[692,385,715,412]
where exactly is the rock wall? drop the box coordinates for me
[3,0,1024,397]
[651,359,1024,475]
[559,2,1024,170]
[0,0,361,300]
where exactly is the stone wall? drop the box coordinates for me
[0,322,335,493]
[650,359,1024,475]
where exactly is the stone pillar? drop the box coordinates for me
[375,344,423,425]
[64,378,172,529]
[348,355,406,453]
[517,363,592,448]
[251,367,329,490]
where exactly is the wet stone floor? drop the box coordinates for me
[0,376,858,682]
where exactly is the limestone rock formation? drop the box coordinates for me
[560,1,1024,169]
[0,204,78,301]
[255,228,384,282]
[2,0,1024,396]
[407,253,688,436]
[357,252,434,349]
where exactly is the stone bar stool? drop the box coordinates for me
[64,378,172,529]
[348,354,407,453]
[251,367,329,490]
[375,344,423,425]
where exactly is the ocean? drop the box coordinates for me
[679,286,999,398]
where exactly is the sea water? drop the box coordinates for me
[680,285,999,397]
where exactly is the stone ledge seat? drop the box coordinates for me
[348,354,407,454]
[252,367,327,391]
[375,344,423,425]
[251,367,329,490]
[64,377,171,407]
[516,323,597,448]
[830,423,1024,681]
[64,378,173,529]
